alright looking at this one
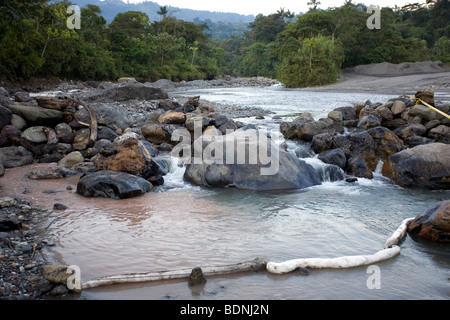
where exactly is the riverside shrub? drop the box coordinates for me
[278,36,344,88]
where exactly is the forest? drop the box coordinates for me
[0,0,449,88]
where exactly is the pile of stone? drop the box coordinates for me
[280,90,450,189]
[0,83,268,198]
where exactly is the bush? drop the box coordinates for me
[278,36,344,88]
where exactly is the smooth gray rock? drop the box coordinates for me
[76,170,153,199]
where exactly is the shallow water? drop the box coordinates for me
[1,86,449,300]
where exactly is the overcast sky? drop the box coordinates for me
[123,0,416,15]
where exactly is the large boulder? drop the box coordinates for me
[408,201,450,243]
[0,146,34,168]
[76,170,153,200]
[183,129,321,191]
[366,126,404,160]
[4,105,63,126]
[94,134,164,186]
[297,120,329,141]
[74,104,132,131]
[382,143,450,189]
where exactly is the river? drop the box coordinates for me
[2,85,449,300]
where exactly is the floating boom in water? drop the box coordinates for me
[266,246,400,274]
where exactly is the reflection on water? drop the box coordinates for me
[0,87,449,300]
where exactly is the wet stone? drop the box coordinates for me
[188,267,207,286]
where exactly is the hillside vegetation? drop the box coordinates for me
[0,0,448,88]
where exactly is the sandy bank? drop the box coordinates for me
[305,61,450,97]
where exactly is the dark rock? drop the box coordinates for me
[0,125,21,147]
[357,115,380,130]
[53,203,68,211]
[402,135,435,148]
[428,125,450,144]
[158,99,180,111]
[212,114,237,134]
[382,118,408,130]
[339,131,378,171]
[346,156,373,179]
[334,107,356,121]
[0,217,21,231]
[0,106,12,131]
[0,146,34,168]
[76,170,153,199]
[280,122,303,140]
[311,133,333,154]
[189,267,207,286]
[297,121,328,141]
[97,126,120,141]
[408,200,450,243]
[55,123,74,143]
[382,143,450,189]
[183,104,196,113]
[318,149,347,169]
[359,106,381,122]
[393,124,427,140]
[366,126,404,160]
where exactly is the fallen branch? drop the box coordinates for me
[266,247,401,275]
[66,98,98,144]
[82,259,268,289]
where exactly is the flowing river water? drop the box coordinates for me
[1,85,449,300]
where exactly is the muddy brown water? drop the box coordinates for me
[1,161,449,300]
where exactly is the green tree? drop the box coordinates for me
[278,35,344,88]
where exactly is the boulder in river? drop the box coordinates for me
[76,170,153,200]
[94,133,164,186]
[183,129,321,191]
[408,200,450,243]
[382,143,450,189]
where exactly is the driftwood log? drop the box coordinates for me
[82,259,268,289]
[66,98,98,145]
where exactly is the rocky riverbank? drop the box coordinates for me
[0,196,81,299]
